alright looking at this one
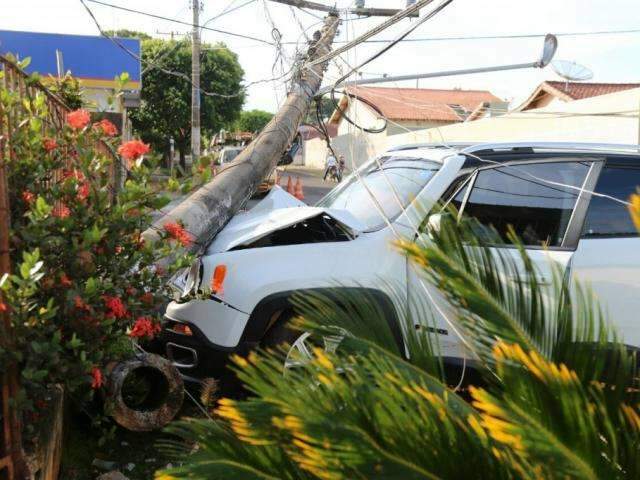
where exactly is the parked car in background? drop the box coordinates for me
[152,142,640,384]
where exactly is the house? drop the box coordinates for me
[516,81,640,111]
[327,86,505,136]
[0,30,141,112]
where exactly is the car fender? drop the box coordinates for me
[240,287,406,354]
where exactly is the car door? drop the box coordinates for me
[408,157,599,359]
[569,157,640,348]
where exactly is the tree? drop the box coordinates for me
[233,109,273,133]
[129,39,245,165]
[159,212,640,479]
[104,29,152,40]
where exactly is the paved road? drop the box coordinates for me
[276,166,336,205]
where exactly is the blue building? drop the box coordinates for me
[0,30,141,111]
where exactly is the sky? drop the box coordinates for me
[1,0,639,113]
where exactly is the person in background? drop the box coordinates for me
[323,152,338,181]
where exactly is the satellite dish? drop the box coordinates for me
[551,60,593,81]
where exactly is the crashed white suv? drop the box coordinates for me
[153,142,640,383]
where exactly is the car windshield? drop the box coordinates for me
[317,156,440,231]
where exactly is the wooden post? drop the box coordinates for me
[144,14,340,249]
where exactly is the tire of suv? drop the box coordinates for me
[261,310,299,347]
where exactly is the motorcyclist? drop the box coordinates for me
[323,152,338,181]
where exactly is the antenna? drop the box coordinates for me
[551,59,593,91]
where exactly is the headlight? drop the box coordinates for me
[183,258,202,298]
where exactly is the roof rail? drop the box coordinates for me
[387,142,474,152]
[461,142,640,155]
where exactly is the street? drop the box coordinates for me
[275,166,336,205]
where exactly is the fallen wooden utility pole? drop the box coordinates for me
[144,13,340,250]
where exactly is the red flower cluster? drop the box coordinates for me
[0,302,8,313]
[60,273,73,287]
[62,169,85,182]
[22,191,35,204]
[93,118,118,137]
[140,292,154,305]
[67,109,90,130]
[163,222,192,247]
[117,140,150,167]
[43,138,57,152]
[103,295,129,319]
[77,183,90,201]
[129,316,161,340]
[52,203,71,219]
[91,367,103,389]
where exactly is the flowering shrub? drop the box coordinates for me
[0,76,191,430]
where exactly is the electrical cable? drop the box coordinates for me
[84,0,274,45]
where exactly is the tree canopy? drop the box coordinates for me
[129,38,245,160]
[232,109,273,133]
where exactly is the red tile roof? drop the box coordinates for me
[329,86,501,124]
[517,81,640,111]
[544,81,640,100]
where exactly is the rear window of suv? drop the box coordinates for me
[582,162,640,238]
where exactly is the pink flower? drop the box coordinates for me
[129,316,161,340]
[117,140,150,167]
[77,183,90,201]
[93,119,118,137]
[67,109,90,130]
[43,138,57,152]
[22,191,35,204]
[163,222,192,247]
[103,295,129,319]
[91,367,103,389]
[52,203,71,218]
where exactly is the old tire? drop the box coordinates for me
[105,353,184,432]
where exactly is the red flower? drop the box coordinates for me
[163,222,192,247]
[93,119,118,137]
[43,138,57,152]
[77,183,90,201]
[103,295,128,319]
[60,273,72,287]
[129,316,161,340]
[62,169,85,182]
[91,367,103,389]
[73,296,86,310]
[115,245,123,254]
[117,140,150,167]
[126,286,137,296]
[67,109,90,130]
[140,292,154,305]
[52,203,70,219]
[0,302,8,313]
[22,191,35,204]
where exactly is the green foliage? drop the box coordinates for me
[103,29,152,40]
[159,215,640,479]
[129,38,245,160]
[232,109,274,133]
[48,72,84,109]
[0,73,191,435]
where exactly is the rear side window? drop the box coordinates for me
[461,161,590,247]
[582,164,640,238]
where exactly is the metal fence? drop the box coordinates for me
[0,55,118,480]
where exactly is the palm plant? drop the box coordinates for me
[157,204,640,480]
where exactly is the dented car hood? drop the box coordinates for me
[206,186,365,253]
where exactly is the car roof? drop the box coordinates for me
[389,141,640,156]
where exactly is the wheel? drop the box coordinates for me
[261,311,343,372]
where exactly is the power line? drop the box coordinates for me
[284,27,640,45]
[84,0,274,45]
[201,0,258,29]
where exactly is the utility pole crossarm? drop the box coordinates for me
[145,14,341,250]
[268,0,416,17]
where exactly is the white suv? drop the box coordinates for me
[152,142,640,383]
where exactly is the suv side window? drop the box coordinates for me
[582,163,640,238]
[460,161,591,247]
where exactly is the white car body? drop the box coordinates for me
[161,142,640,379]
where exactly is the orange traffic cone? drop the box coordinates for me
[286,176,294,195]
[294,177,305,200]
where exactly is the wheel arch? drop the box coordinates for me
[240,287,405,352]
